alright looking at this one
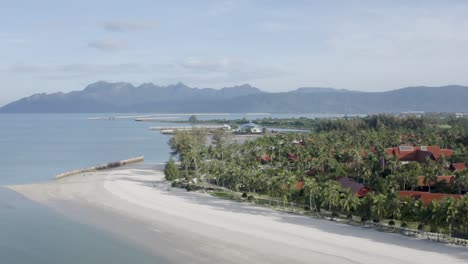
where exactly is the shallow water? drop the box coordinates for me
[0,113,349,185]
[0,113,342,263]
[0,114,175,263]
[0,188,167,264]
[0,114,174,185]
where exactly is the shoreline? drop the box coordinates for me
[7,163,468,264]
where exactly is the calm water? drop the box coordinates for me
[0,114,177,263]
[0,113,350,185]
[0,114,174,186]
[0,188,165,264]
[0,113,344,263]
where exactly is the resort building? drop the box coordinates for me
[399,191,463,204]
[417,175,454,192]
[235,122,262,134]
[336,177,371,198]
[385,145,453,163]
[450,162,466,172]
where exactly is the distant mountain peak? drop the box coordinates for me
[84,81,134,92]
[2,82,468,113]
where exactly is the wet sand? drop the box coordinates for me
[7,164,468,264]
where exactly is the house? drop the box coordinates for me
[288,153,299,162]
[336,177,371,198]
[385,145,453,163]
[257,154,272,163]
[450,163,466,173]
[399,191,463,204]
[235,122,262,134]
[417,175,454,192]
[296,180,305,190]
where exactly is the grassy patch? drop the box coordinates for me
[209,191,242,200]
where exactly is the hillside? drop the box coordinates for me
[1,82,467,113]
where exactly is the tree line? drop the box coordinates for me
[165,116,468,235]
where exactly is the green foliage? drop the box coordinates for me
[164,158,180,180]
[188,115,198,123]
[165,115,468,235]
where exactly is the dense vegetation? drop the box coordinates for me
[166,115,468,236]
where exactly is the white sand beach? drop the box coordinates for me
[7,164,468,264]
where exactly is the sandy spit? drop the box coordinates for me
[7,164,468,264]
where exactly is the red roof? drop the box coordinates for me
[336,177,370,198]
[400,191,463,204]
[385,146,453,162]
[258,154,272,162]
[417,175,454,187]
[288,153,299,162]
[451,163,466,172]
[296,181,304,190]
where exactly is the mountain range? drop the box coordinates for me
[1,81,467,113]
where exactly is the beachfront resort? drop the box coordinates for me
[166,115,468,243]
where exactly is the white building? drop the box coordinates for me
[235,122,262,134]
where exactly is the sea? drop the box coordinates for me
[0,113,347,263]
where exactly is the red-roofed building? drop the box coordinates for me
[417,175,454,187]
[257,154,272,164]
[399,191,463,204]
[385,146,453,162]
[288,153,299,162]
[296,180,305,190]
[336,177,371,198]
[450,163,466,173]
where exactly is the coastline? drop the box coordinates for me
[6,163,468,264]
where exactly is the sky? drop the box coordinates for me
[1,0,468,106]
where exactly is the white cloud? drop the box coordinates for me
[88,38,128,51]
[103,20,158,32]
[178,56,286,82]
[181,57,241,71]
[5,63,170,78]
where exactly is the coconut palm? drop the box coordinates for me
[321,181,341,214]
[339,189,360,218]
[453,170,468,194]
[423,158,438,193]
[371,193,387,222]
[303,177,321,215]
[444,198,458,235]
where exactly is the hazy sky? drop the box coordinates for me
[1,0,468,106]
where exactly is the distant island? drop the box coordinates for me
[1,81,468,113]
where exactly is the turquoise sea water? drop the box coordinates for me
[0,188,166,264]
[0,114,177,263]
[0,113,350,185]
[0,113,345,263]
[0,114,173,185]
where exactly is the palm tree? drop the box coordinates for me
[444,198,458,235]
[428,200,445,241]
[387,155,400,175]
[453,170,468,194]
[339,189,360,219]
[321,181,341,215]
[423,158,438,193]
[303,177,321,215]
[371,193,387,222]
